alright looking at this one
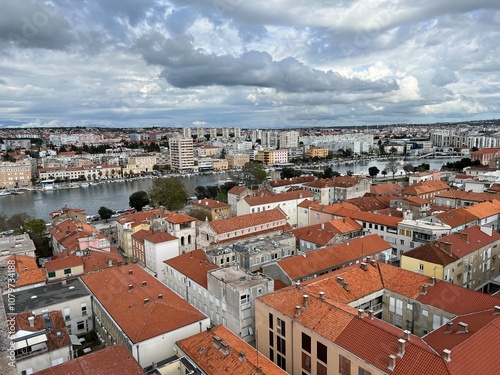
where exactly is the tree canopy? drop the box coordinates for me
[148,177,189,210]
[368,166,380,179]
[384,160,401,180]
[280,167,302,179]
[129,190,150,211]
[232,161,267,187]
[98,206,114,222]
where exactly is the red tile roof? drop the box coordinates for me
[6,255,46,288]
[164,249,218,288]
[436,208,479,228]
[45,256,84,272]
[287,218,362,246]
[208,208,288,234]
[346,196,389,211]
[34,344,145,375]
[277,235,391,282]
[243,189,312,206]
[81,265,207,343]
[435,190,498,202]
[403,180,450,196]
[268,175,316,188]
[192,198,231,209]
[227,186,248,195]
[349,210,402,227]
[15,311,71,351]
[369,182,403,196]
[463,200,500,219]
[177,325,287,375]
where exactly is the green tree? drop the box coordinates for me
[346,170,354,177]
[98,206,114,222]
[416,163,430,172]
[195,186,208,199]
[23,217,51,258]
[129,191,150,212]
[0,212,7,232]
[233,161,267,187]
[148,177,189,210]
[381,170,388,177]
[368,166,380,179]
[403,164,415,175]
[280,167,302,179]
[7,212,30,232]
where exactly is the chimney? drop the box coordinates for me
[128,269,133,275]
[461,232,469,243]
[445,321,453,333]
[441,241,452,255]
[420,284,428,295]
[239,351,246,361]
[108,259,113,267]
[368,309,374,320]
[62,279,67,286]
[295,281,301,290]
[142,281,147,287]
[430,276,436,285]
[403,330,410,341]
[457,322,468,334]
[443,349,451,362]
[128,284,134,291]
[158,294,163,300]
[337,276,344,286]
[397,339,406,357]
[28,316,35,327]
[370,259,377,267]
[143,298,150,306]
[343,282,350,291]
[303,295,309,309]
[295,306,301,318]
[360,262,367,271]
[319,291,325,301]
[388,354,397,371]
[357,309,364,319]
[494,306,500,314]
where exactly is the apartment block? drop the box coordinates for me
[169,137,194,172]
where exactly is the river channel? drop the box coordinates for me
[0,157,460,220]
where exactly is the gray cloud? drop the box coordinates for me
[136,34,398,93]
[0,0,74,50]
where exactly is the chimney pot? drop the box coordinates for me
[158,294,163,300]
[343,281,350,291]
[430,276,436,285]
[445,321,453,333]
[358,309,364,319]
[319,291,325,300]
[421,284,428,295]
[142,281,147,287]
[370,259,377,267]
[337,276,344,285]
[128,269,133,275]
[494,306,500,314]
[28,316,35,327]
[303,294,309,309]
[388,354,397,371]
[128,284,133,291]
[360,262,367,271]
[403,330,410,340]
[295,306,301,318]
[295,282,301,289]
[457,322,468,333]
[443,349,451,362]
[143,298,149,306]
[368,309,374,320]
[398,339,406,357]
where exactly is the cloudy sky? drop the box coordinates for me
[0,0,499,129]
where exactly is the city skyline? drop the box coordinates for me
[1,1,499,129]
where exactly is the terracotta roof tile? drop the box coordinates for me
[369,182,403,196]
[403,180,450,196]
[81,265,207,343]
[243,189,312,206]
[349,211,402,227]
[193,198,231,209]
[228,186,248,195]
[435,190,499,202]
[436,208,479,228]
[15,311,71,351]
[287,218,362,246]
[6,255,46,288]
[208,208,288,234]
[45,256,84,272]
[34,344,145,375]
[463,200,500,219]
[177,325,287,375]
[164,249,218,288]
[346,196,389,211]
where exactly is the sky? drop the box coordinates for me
[0,0,499,129]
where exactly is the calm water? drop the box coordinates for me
[0,157,459,220]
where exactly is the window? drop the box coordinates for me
[389,297,395,313]
[64,307,70,321]
[269,348,274,361]
[317,342,327,364]
[422,309,428,317]
[64,268,72,275]
[269,331,274,346]
[240,294,250,305]
[77,321,85,331]
[339,355,351,375]
[48,271,56,278]
[277,318,285,337]
[277,336,286,355]
[302,352,311,372]
[302,332,311,353]
[317,363,327,375]
[269,313,273,329]
[358,367,372,375]
[277,354,286,370]
[81,303,87,316]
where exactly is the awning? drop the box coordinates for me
[27,334,48,346]
[70,335,82,346]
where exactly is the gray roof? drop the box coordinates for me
[3,278,90,314]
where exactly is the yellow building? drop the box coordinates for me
[212,159,229,171]
[0,160,33,188]
[225,154,249,169]
[192,198,232,221]
[124,154,158,175]
[306,147,329,158]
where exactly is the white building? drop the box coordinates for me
[169,137,194,172]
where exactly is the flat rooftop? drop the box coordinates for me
[3,278,90,314]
